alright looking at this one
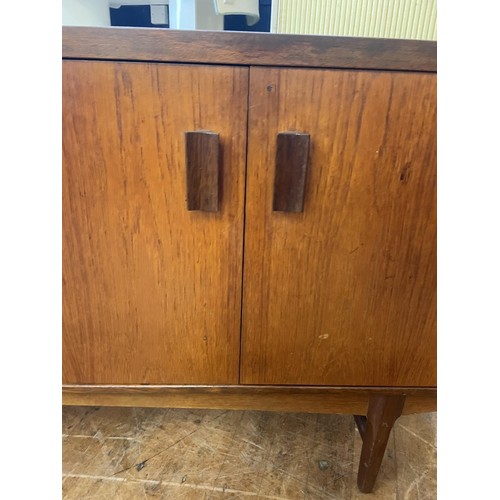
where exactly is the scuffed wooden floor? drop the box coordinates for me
[62,407,436,499]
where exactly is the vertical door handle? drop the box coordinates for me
[185,131,220,212]
[272,131,310,212]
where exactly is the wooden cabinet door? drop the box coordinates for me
[63,61,247,384]
[241,67,436,387]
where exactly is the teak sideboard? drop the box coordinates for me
[62,27,436,493]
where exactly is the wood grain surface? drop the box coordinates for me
[62,26,437,72]
[62,385,437,416]
[62,406,436,498]
[62,61,248,384]
[241,67,436,387]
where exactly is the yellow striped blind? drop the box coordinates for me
[275,0,437,40]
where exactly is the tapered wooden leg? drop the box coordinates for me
[356,394,405,493]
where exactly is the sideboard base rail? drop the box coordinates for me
[62,384,436,416]
[63,385,434,493]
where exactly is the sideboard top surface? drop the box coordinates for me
[62,27,436,72]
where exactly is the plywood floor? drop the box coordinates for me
[62,407,436,499]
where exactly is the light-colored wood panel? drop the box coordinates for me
[62,385,437,415]
[62,407,436,499]
[62,61,248,384]
[242,67,436,387]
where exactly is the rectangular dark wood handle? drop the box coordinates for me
[272,131,310,212]
[185,131,220,212]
